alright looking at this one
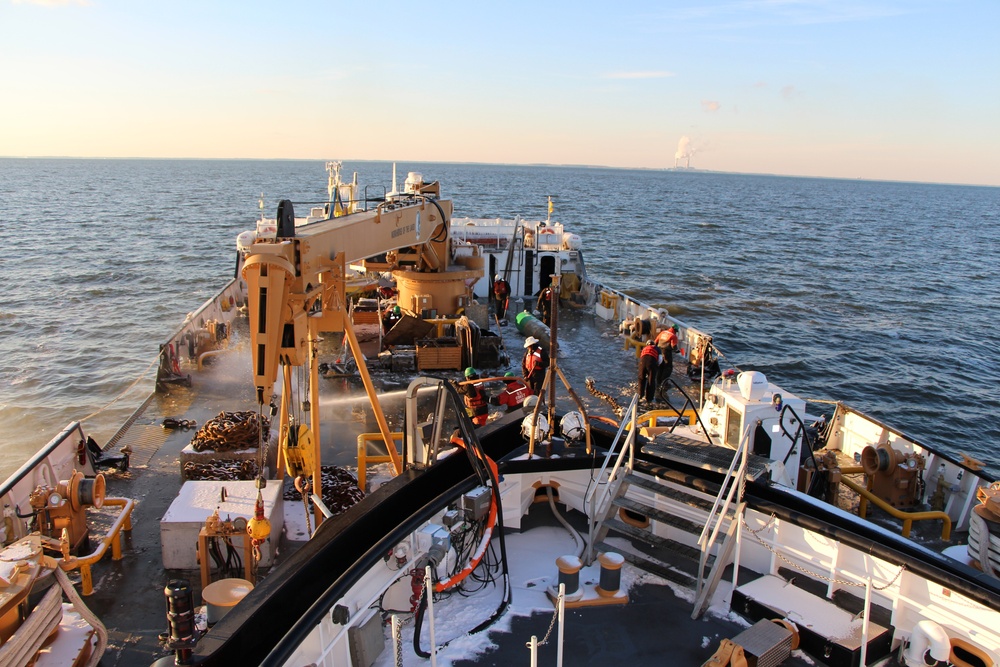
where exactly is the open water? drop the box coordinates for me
[1,159,998,479]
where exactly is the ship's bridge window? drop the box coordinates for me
[725,406,742,447]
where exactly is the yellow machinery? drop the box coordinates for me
[241,174,478,520]
[28,470,105,552]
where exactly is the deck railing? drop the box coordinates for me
[585,395,639,563]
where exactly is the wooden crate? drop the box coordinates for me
[416,341,463,370]
[352,310,381,325]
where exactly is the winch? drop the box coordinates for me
[27,470,105,552]
[861,443,925,508]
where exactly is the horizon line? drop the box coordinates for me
[0,155,995,189]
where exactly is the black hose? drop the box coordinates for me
[412,386,512,658]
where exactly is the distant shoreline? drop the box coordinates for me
[0,156,996,189]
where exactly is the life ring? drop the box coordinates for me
[539,228,556,234]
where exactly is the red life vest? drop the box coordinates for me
[464,387,488,426]
[523,349,544,377]
[641,344,660,360]
[654,329,677,349]
[498,381,532,410]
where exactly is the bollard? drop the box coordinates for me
[555,555,581,596]
[597,552,624,597]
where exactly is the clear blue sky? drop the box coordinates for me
[2,0,998,186]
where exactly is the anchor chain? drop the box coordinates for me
[585,377,624,418]
[283,466,365,516]
[189,411,270,452]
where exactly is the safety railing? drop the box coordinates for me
[50,497,135,596]
[630,408,699,430]
[841,476,952,540]
[356,432,404,490]
[585,395,639,563]
[693,422,754,613]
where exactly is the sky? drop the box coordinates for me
[1,0,998,186]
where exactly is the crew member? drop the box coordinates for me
[459,367,489,427]
[490,372,533,412]
[522,336,547,394]
[382,304,402,331]
[493,274,511,322]
[536,285,554,326]
[638,341,661,403]
[652,324,679,386]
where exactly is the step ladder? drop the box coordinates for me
[586,401,756,618]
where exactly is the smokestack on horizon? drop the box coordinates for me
[674,136,693,168]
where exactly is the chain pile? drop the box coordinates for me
[190,411,271,452]
[182,459,260,481]
[284,466,365,516]
[585,377,624,417]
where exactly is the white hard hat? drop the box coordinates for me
[524,336,539,348]
[494,274,501,281]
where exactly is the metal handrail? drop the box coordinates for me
[356,432,404,490]
[697,422,754,548]
[694,423,753,603]
[841,476,952,540]
[586,395,639,560]
[53,497,135,596]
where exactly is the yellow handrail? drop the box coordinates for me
[56,497,135,595]
[626,409,700,429]
[841,477,951,541]
[623,336,644,357]
[357,432,404,490]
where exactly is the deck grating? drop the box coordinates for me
[109,423,171,467]
[641,433,771,481]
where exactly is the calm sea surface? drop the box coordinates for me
[1,159,998,479]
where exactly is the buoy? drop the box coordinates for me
[515,311,554,350]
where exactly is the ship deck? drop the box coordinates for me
[80,307,881,665]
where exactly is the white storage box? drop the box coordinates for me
[160,480,283,570]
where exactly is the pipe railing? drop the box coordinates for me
[52,497,135,595]
[586,395,639,562]
[695,423,753,604]
[841,476,952,541]
[356,432,404,490]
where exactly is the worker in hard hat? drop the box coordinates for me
[521,337,548,394]
[382,304,402,331]
[652,323,679,388]
[638,340,661,404]
[458,367,488,427]
[490,372,533,412]
[536,285,555,326]
[493,274,511,323]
